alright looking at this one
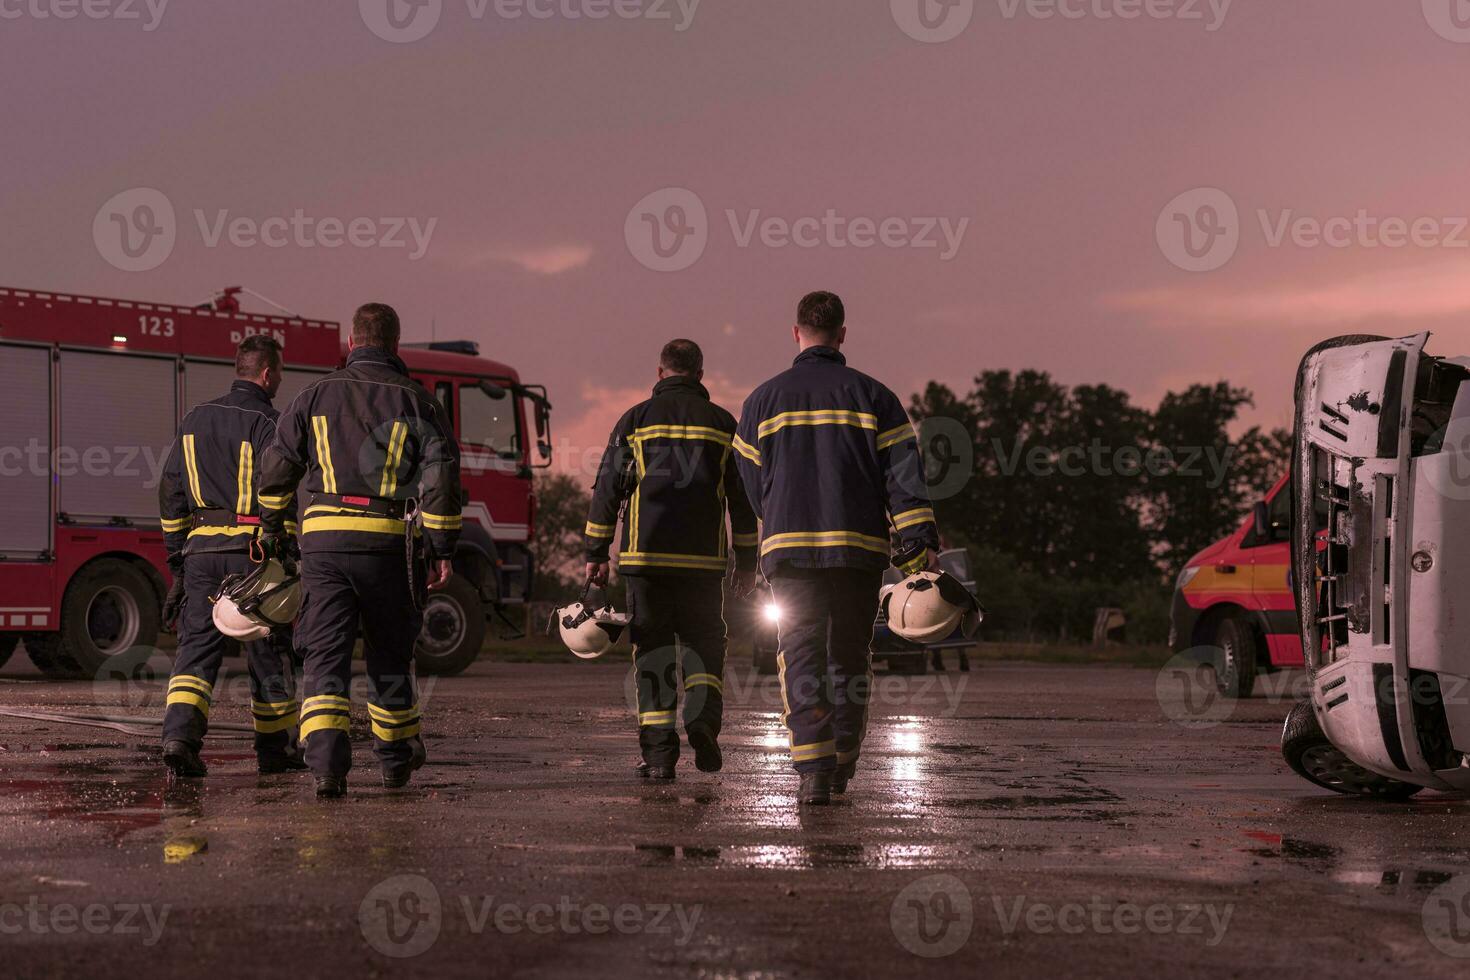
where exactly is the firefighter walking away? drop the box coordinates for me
[584,339,758,781]
[734,292,940,806]
[157,336,305,778]
[257,303,463,798]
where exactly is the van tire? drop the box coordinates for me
[30,560,160,680]
[1214,617,1258,698]
[0,634,16,670]
[1281,700,1424,799]
[415,574,484,676]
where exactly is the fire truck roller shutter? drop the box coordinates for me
[58,350,177,525]
[0,343,52,558]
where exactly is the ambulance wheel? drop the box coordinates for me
[31,560,160,680]
[0,634,16,670]
[415,574,484,676]
[1281,700,1424,800]
[1213,617,1258,698]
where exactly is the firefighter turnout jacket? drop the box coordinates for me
[159,380,296,560]
[257,346,463,556]
[584,374,758,577]
[733,345,940,578]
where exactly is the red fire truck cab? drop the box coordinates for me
[0,286,550,678]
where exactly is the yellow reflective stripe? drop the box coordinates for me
[284,521,300,535]
[759,531,889,556]
[790,740,836,761]
[757,410,876,438]
[169,674,213,696]
[258,492,292,510]
[187,525,258,539]
[312,416,338,494]
[166,690,211,715]
[877,423,916,451]
[585,521,616,539]
[731,435,761,465]
[638,710,677,727]
[892,507,935,531]
[367,703,420,723]
[629,424,733,445]
[684,673,723,693]
[378,420,408,498]
[421,512,462,530]
[898,549,929,576]
[160,516,191,533]
[372,720,422,741]
[252,699,299,714]
[302,515,406,535]
[836,746,862,765]
[300,713,351,738]
[181,434,205,508]
[302,694,350,709]
[618,551,728,571]
[731,532,759,548]
[254,715,296,734]
[235,441,254,515]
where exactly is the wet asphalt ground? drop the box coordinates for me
[2,655,1469,979]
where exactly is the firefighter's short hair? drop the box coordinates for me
[797,291,845,341]
[353,302,401,349]
[660,338,703,376]
[235,335,282,378]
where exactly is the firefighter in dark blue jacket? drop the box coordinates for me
[584,340,759,781]
[157,336,303,778]
[734,291,940,806]
[257,303,463,799]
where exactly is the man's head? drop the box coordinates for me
[235,335,283,398]
[793,290,846,350]
[657,338,704,382]
[351,302,401,353]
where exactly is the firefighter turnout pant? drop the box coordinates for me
[293,552,424,778]
[163,553,300,762]
[626,576,727,768]
[769,567,882,774]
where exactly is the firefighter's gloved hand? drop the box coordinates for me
[427,558,454,591]
[732,570,758,600]
[259,533,299,568]
[162,576,186,633]
[585,561,610,588]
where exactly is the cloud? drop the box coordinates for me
[475,244,594,275]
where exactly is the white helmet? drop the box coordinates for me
[211,558,302,641]
[881,571,983,644]
[552,600,631,660]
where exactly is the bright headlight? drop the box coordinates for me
[763,602,782,623]
[1176,565,1201,591]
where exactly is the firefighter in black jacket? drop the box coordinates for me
[734,292,940,806]
[584,340,758,781]
[157,336,304,778]
[257,303,463,799]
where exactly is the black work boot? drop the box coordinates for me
[645,763,676,782]
[315,775,347,799]
[688,729,723,773]
[258,751,308,775]
[162,740,207,778]
[833,761,857,795]
[382,742,427,789]
[799,772,833,806]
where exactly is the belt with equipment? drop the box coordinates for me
[306,493,426,612]
[190,508,261,539]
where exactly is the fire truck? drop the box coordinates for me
[0,285,551,678]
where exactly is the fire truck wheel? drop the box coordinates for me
[1213,617,1259,698]
[1281,700,1424,800]
[31,560,161,680]
[415,574,485,676]
[0,634,16,669]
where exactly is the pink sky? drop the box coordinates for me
[6,1,1470,476]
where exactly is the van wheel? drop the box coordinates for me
[30,560,161,680]
[415,574,484,676]
[1281,700,1424,799]
[0,634,16,670]
[1214,617,1259,698]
